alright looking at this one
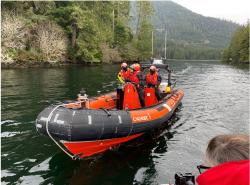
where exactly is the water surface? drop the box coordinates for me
[1,61,249,185]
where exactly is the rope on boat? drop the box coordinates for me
[45,104,75,159]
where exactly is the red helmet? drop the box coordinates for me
[130,63,140,71]
[121,62,127,68]
[133,63,141,71]
[149,65,156,71]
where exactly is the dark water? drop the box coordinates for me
[1,61,249,185]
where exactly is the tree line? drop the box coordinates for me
[1,1,153,64]
[1,1,226,65]
[222,23,249,64]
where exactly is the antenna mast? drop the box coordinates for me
[164,30,167,59]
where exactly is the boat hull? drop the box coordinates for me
[36,89,184,158]
[62,133,143,158]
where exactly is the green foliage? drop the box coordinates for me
[119,42,139,61]
[112,1,133,49]
[114,20,133,47]
[15,49,44,62]
[222,24,249,63]
[1,7,68,63]
[134,1,154,60]
[130,1,239,59]
[136,21,153,60]
[3,0,232,64]
[154,39,222,59]
[48,1,133,63]
[2,1,134,63]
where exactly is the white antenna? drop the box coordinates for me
[164,30,167,59]
[151,30,154,58]
[112,1,115,39]
[152,28,165,59]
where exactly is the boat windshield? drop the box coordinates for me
[152,59,163,64]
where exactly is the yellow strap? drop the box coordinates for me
[117,72,125,84]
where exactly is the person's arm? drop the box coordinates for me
[157,75,162,85]
[137,72,145,87]
[124,71,131,82]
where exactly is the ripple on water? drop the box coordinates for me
[29,157,51,173]
[134,167,148,183]
[1,62,249,185]
[18,175,45,185]
[1,120,22,127]
[14,159,37,165]
[1,131,24,138]
[176,65,192,75]
[1,170,16,178]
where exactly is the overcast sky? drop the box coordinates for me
[171,0,250,24]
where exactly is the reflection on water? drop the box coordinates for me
[1,61,249,184]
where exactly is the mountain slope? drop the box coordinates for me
[152,1,239,48]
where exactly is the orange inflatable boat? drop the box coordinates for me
[36,65,184,159]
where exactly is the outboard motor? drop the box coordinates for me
[78,88,88,100]
[77,88,88,107]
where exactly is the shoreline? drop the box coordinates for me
[1,59,248,69]
[1,59,141,69]
[1,61,118,69]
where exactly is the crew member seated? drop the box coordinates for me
[129,63,145,107]
[146,65,162,100]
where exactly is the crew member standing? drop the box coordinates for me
[118,62,130,83]
[129,63,145,107]
[146,65,162,100]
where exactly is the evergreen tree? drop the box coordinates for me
[222,24,249,63]
[135,1,154,60]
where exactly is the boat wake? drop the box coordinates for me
[177,64,192,75]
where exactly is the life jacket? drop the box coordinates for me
[146,72,159,86]
[129,71,140,84]
[196,160,249,185]
[120,69,130,81]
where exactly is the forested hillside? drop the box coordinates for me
[1,1,152,65]
[1,1,241,66]
[152,1,239,48]
[222,24,249,64]
[136,1,238,59]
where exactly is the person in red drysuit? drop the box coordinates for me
[145,65,162,100]
[128,63,145,107]
[119,62,130,82]
[196,134,249,185]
